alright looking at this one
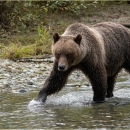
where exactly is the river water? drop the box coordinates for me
[0,60,130,129]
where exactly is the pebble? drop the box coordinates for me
[66,83,81,87]
[27,82,34,85]
[19,89,27,93]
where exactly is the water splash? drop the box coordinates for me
[27,99,45,112]
[47,91,92,106]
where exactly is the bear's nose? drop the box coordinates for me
[58,65,65,71]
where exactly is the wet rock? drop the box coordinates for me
[35,64,40,68]
[6,67,12,72]
[48,57,54,63]
[82,82,90,86]
[32,77,38,81]
[3,74,10,77]
[4,84,11,88]
[3,79,10,88]
[19,89,27,93]
[32,85,37,88]
[27,82,34,85]
[0,84,4,88]
[66,83,81,87]
[23,69,28,72]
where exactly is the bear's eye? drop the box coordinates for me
[66,53,72,59]
[56,53,60,58]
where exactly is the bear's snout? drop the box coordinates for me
[57,56,68,71]
[58,65,66,71]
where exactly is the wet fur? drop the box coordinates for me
[37,22,130,103]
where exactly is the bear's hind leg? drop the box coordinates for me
[106,76,116,98]
[80,63,107,103]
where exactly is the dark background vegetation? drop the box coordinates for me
[0,1,99,32]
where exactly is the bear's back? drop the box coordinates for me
[93,22,130,58]
[63,23,90,37]
[93,22,130,47]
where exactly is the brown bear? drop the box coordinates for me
[36,22,130,103]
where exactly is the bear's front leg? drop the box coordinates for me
[80,62,107,103]
[37,61,73,102]
[89,66,107,103]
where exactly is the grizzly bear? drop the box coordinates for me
[36,22,130,103]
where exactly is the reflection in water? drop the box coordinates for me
[0,70,130,129]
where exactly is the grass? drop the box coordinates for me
[0,26,52,60]
[0,19,69,60]
[1,43,35,59]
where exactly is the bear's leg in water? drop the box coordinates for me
[37,61,74,102]
[80,62,107,103]
[106,76,116,98]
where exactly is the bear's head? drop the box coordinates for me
[52,33,83,71]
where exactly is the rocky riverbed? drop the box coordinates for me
[0,57,89,93]
[0,56,130,96]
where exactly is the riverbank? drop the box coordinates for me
[0,58,89,93]
[0,57,130,94]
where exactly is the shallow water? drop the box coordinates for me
[0,70,130,129]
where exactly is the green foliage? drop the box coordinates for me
[35,25,51,55]
[44,1,98,15]
[1,0,126,32]
[0,25,51,59]
[0,1,97,31]
[1,42,34,59]
[99,0,107,6]
[97,0,126,6]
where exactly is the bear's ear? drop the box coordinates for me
[53,33,60,43]
[74,34,82,45]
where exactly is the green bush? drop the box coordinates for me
[0,0,127,31]
[45,1,96,14]
[0,1,97,31]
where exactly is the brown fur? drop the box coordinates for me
[37,22,130,103]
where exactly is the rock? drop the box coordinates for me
[6,67,12,72]
[35,64,40,68]
[43,59,48,62]
[0,84,4,88]
[23,69,28,72]
[27,81,34,85]
[66,83,81,87]
[3,74,10,77]
[19,89,27,93]
[4,84,10,88]
[48,57,54,63]
[82,82,90,86]
[32,85,37,88]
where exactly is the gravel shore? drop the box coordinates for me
[1,56,129,97]
[0,58,88,93]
